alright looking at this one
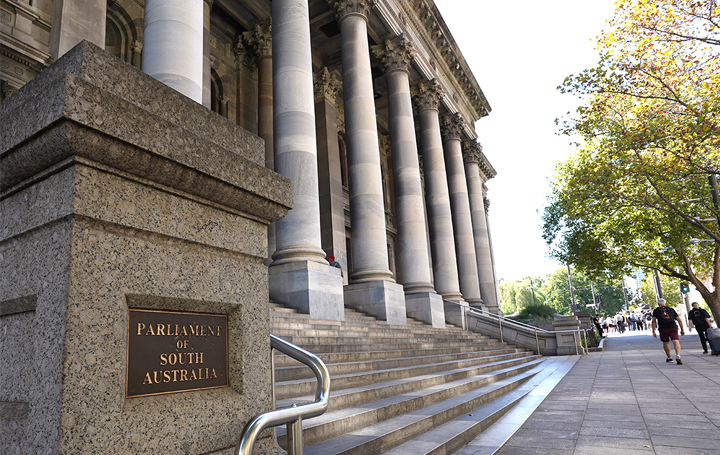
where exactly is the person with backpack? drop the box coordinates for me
[687,302,713,354]
[615,312,626,334]
[628,312,637,331]
[652,299,686,364]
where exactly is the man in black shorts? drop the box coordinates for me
[688,302,713,354]
[652,299,685,364]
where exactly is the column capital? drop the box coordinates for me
[234,36,256,70]
[131,40,143,53]
[484,196,491,214]
[412,79,444,113]
[313,67,342,105]
[330,0,377,23]
[461,140,482,164]
[371,34,415,75]
[203,0,214,6]
[440,113,465,142]
[243,19,272,60]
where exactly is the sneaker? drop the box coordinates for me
[703,350,708,354]
[666,358,674,363]
[676,357,683,365]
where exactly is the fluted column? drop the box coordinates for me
[49,0,106,60]
[463,140,500,313]
[314,68,349,285]
[413,80,467,327]
[441,114,483,309]
[269,0,344,321]
[373,36,444,327]
[244,21,275,264]
[142,0,204,102]
[202,0,213,108]
[331,0,406,325]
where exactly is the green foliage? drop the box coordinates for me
[545,0,720,322]
[638,272,682,307]
[499,277,545,315]
[500,267,626,318]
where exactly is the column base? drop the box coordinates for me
[466,299,487,313]
[405,291,445,328]
[443,298,469,329]
[344,280,406,326]
[269,260,344,321]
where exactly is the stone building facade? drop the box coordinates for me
[1,0,501,323]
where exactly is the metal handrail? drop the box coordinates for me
[236,334,330,455]
[442,299,589,355]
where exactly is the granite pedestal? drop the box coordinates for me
[0,41,290,455]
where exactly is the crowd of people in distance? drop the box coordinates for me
[594,310,653,335]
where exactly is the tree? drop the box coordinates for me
[499,277,545,315]
[639,272,683,308]
[546,0,720,322]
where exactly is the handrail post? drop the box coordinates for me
[286,416,303,455]
[498,316,503,343]
[271,349,276,439]
[535,328,539,355]
[574,330,580,356]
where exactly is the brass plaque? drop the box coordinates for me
[126,309,228,398]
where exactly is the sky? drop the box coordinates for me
[434,0,617,282]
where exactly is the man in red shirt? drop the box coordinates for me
[652,299,686,364]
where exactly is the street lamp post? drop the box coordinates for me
[653,269,663,302]
[567,265,576,315]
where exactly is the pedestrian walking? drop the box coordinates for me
[636,312,645,331]
[629,312,637,331]
[687,302,713,354]
[593,315,604,337]
[615,312,626,334]
[652,299,685,364]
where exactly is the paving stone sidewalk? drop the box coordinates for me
[492,330,720,455]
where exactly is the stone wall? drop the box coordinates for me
[0,41,290,455]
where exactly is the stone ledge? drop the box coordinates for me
[0,41,292,223]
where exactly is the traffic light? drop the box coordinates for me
[680,282,690,293]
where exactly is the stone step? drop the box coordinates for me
[384,357,572,455]
[382,379,529,455]
[271,321,490,340]
[271,327,490,342]
[274,334,498,347]
[276,355,539,416]
[275,352,540,400]
[274,348,527,382]
[273,345,523,368]
[279,361,541,453]
[280,340,510,354]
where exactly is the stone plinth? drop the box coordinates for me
[269,261,344,321]
[344,281,407,326]
[574,311,594,331]
[0,41,290,455]
[405,292,445,328]
[553,315,582,356]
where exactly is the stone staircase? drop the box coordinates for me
[269,302,550,454]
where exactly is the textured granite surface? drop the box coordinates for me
[1,41,265,167]
[0,41,292,222]
[1,43,288,454]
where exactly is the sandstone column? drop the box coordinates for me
[142,0,204,102]
[244,21,275,264]
[49,0,106,60]
[331,0,406,325]
[314,68,349,285]
[441,113,484,310]
[373,36,444,328]
[269,0,344,320]
[462,140,500,313]
[413,81,467,327]
[202,0,213,108]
